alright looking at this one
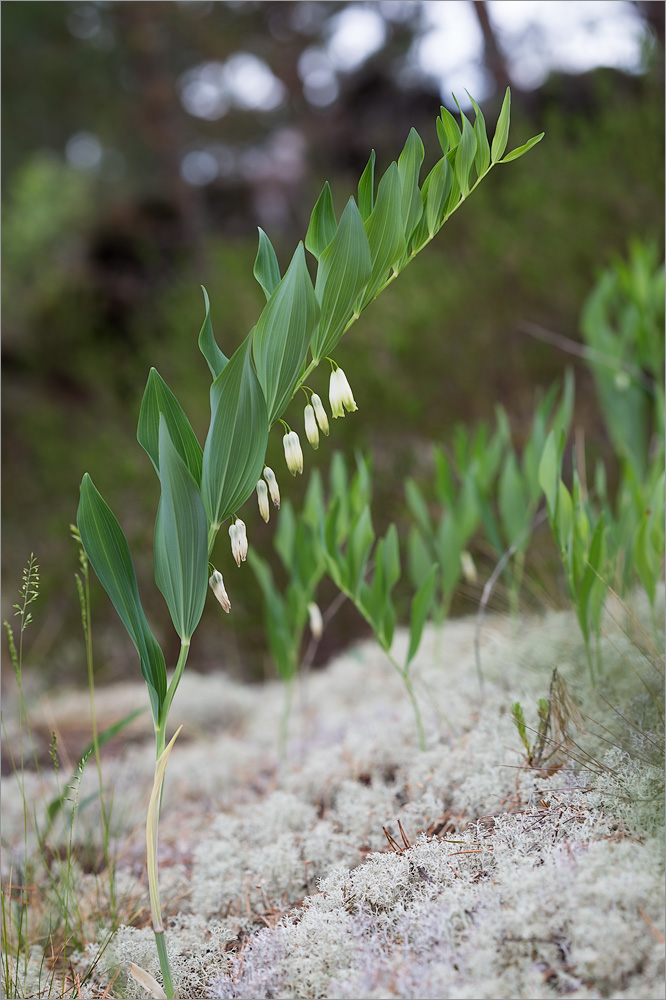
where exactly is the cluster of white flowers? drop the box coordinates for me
[211,367,357,614]
[283,365,357,477]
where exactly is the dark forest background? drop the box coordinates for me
[2,1,664,688]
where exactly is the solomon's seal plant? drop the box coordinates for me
[75,90,543,997]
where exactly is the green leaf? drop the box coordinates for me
[578,513,606,640]
[436,512,463,594]
[406,563,437,668]
[499,450,529,544]
[253,242,320,424]
[501,132,545,163]
[302,468,325,528]
[467,92,490,179]
[556,480,574,553]
[442,170,461,218]
[305,182,337,259]
[634,474,665,605]
[454,108,477,198]
[407,525,434,588]
[425,157,453,237]
[321,499,347,590]
[311,197,372,361]
[405,478,431,537]
[202,335,269,528]
[457,474,481,545]
[357,150,376,222]
[357,162,406,311]
[437,106,461,154]
[247,550,296,681]
[137,368,203,485]
[510,702,531,754]
[77,474,166,725]
[433,447,456,506]
[274,500,297,573]
[347,506,375,596]
[153,417,208,642]
[198,286,228,381]
[491,87,511,163]
[253,228,281,301]
[397,127,425,243]
[383,523,401,592]
[538,429,561,520]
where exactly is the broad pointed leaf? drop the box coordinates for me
[253,228,281,301]
[397,127,425,243]
[253,242,320,424]
[198,286,228,381]
[137,368,203,484]
[425,157,453,237]
[154,417,208,641]
[77,474,166,725]
[467,92,490,178]
[501,133,545,163]
[454,108,477,198]
[347,506,375,595]
[357,162,405,311]
[311,197,372,361]
[305,182,337,259]
[437,106,461,153]
[498,450,529,544]
[406,563,437,668]
[357,150,376,221]
[202,335,269,528]
[491,87,511,163]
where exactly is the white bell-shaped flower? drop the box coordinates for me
[256,480,270,523]
[209,570,231,613]
[304,403,319,450]
[307,601,323,639]
[329,366,357,417]
[311,393,330,436]
[283,430,304,476]
[229,518,248,566]
[263,467,280,508]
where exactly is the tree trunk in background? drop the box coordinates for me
[115,2,205,265]
[472,0,513,94]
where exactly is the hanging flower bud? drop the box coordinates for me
[256,480,270,522]
[329,366,357,417]
[311,393,330,436]
[283,430,303,476]
[304,404,319,450]
[460,550,477,584]
[307,601,323,639]
[229,518,248,566]
[263,467,280,508]
[209,570,231,613]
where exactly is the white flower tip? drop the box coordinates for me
[311,394,330,436]
[263,466,281,507]
[257,480,270,522]
[460,550,477,584]
[307,601,323,639]
[209,571,231,613]
[304,404,319,450]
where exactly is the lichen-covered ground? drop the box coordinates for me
[2,597,664,999]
